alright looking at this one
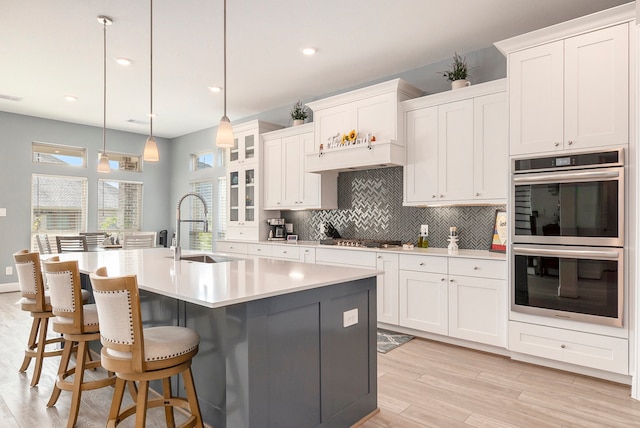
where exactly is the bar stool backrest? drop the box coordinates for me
[80,232,106,250]
[43,259,86,335]
[13,250,46,312]
[56,235,88,253]
[36,234,53,254]
[90,267,146,373]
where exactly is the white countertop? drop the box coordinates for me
[236,240,507,261]
[52,248,380,309]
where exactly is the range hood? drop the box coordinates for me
[304,78,422,173]
[305,139,404,173]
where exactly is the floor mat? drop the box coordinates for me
[377,329,414,354]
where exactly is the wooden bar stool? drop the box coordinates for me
[43,259,116,428]
[90,267,203,428]
[13,250,65,387]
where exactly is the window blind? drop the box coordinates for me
[31,174,88,251]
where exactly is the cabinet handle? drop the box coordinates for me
[441,278,446,282]
[449,279,454,283]
[473,266,479,270]
[554,142,560,147]
[432,194,437,198]
[377,256,382,259]
[419,262,424,266]
[475,192,480,197]
[230,246,234,249]
[440,194,444,198]
[282,251,287,254]
[561,344,566,349]
[277,202,281,205]
[568,141,573,145]
[304,250,309,253]
[257,249,261,252]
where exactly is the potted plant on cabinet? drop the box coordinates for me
[442,52,470,90]
[290,100,309,126]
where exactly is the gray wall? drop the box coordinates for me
[0,112,171,284]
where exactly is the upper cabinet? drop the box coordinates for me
[495,4,633,156]
[262,124,338,210]
[305,79,422,173]
[402,79,508,206]
[227,120,282,166]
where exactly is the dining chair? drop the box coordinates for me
[13,250,65,387]
[43,258,116,428]
[90,267,202,428]
[36,234,53,255]
[121,232,156,250]
[55,235,88,253]
[79,232,106,251]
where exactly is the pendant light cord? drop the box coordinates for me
[149,0,153,137]
[102,18,107,155]
[223,0,227,118]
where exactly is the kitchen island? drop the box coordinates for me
[55,248,380,428]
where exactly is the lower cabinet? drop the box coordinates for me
[509,321,628,375]
[216,241,248,254]
[376,253,399,325]
[398,255,507,348]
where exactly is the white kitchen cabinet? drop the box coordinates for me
[437,99,474,201]
[376,253,399,325]
[504,23,629,156]
[399,254,506,348]
[262,124,338,210]
[216,241,248,254]
[226,120,282,241]
[473,92,508,200]
[399,269,448,334]
[246,243,272,257]
[227,120,282,166]
[403,79,507,206]
[299,247,316,264]
[509,321,628,374]
[448,258,507,347]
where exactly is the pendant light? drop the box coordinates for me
[143,0,159,161]
[97,16,112,173]
[215,0,234,148]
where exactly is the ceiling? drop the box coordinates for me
[0,0,632,139]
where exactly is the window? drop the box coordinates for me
[218,176,227,239]
[31,174,88,249]
[189,181,213,251]
[191,151,214,171]
[32,142,86,167]
[98,179,143,233]
[98,152,142,172]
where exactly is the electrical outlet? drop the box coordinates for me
[5,266,12,276]
[343,308,358,328]
[318,222,324,234]
[421,224,429,236]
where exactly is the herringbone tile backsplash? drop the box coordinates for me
[282,167,505,250]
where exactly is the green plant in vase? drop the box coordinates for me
[441,52,471,89]
[290,100,309,125]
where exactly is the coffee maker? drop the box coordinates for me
[267,218,287,241]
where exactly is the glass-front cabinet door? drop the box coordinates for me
[228,167,256,226]
[228,129,257,166]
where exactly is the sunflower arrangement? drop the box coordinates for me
[341,129,358,145]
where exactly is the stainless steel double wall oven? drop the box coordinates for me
[511,148,624,326]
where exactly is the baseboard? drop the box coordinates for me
[0,282,19,293]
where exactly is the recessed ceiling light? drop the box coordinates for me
[302,47,316,56]
[115,57,132,66]
[208,86,222,93]
[64,95,77,102]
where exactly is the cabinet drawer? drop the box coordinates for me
[216,241,248,254]
[316,248,376,268]
[225,226,258,241]
[509,322,628,375]
[271,245,300,260]
[299,247,316,263]
[399,254,447,273]
[247,243,272,257]
[448,258,505,280]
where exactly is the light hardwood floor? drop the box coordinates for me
[2,290,640,427]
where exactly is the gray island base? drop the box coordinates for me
[65,248,378,428]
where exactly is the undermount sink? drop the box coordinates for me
[167,254,238,264]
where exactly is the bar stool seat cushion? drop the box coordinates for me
[21,288,91,307]
[105,326,199,362]
[53,303,99,328]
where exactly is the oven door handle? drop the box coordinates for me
[512,245,620,260]
[513,169,620,185]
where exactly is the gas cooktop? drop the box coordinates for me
[319,238,402,248]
